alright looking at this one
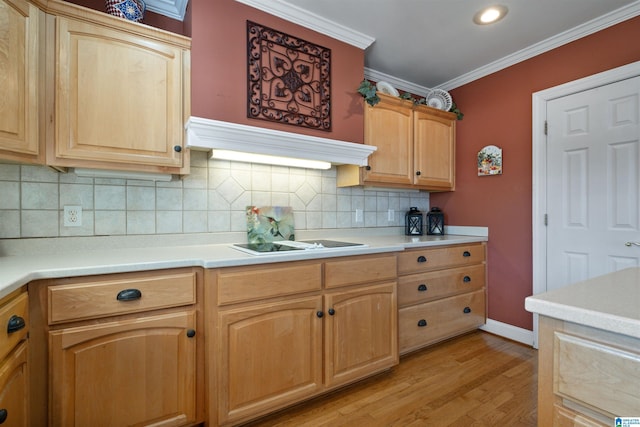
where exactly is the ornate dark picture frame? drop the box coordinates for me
[247,20,331,131]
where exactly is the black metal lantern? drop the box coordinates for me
[427,207,445,235]
[405,207,423,236]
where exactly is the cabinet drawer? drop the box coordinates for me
[49,271,196,324]
[0,292,28,362]
[399,290,485,354]
[324,254,397,288]
[398,264,485,307]
[554,332,640,417]
[397,243,485,274]
[217,262,322,305]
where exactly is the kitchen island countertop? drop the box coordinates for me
[525,267,640,339]
[0,230,487,300]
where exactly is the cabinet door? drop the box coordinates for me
[362,95,414,185]
[0,341,29,427]
[0,0,43,164]
[324,282,398,388]
[52,15,187,172]
[49,311,197,427]
[413,107,456,190]
[217,296,323,425]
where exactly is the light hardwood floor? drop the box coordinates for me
[243,331,538,427]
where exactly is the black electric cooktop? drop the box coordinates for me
[233,240,366,255]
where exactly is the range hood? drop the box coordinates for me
[185,116,376,167]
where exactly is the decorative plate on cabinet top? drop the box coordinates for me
[426,89,453,111]
[376,81,400,97]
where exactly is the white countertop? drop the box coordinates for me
[0,231,487,300]
[525,267,640,339]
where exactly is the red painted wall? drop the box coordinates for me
[430,16,640,330]
[189,0,365,144]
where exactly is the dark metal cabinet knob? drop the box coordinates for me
[417,284,427,292]
[116,289,142,301]
[316,311,324,318]
[328,308,335,316]
[7,315,25,334]
[186,329,196,338]
[417,319,427,327]
[174,145,182,152]
[416,171,421,176]
[365,165,371,170]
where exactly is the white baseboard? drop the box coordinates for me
[480,319,535,347]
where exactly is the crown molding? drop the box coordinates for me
[233,0,375,49]
[144,0,189,21]
[185,117,377,167]
[437,1,640,91]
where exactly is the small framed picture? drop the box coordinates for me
[478,145,502,176]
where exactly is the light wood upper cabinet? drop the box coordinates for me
[413,106,456,189]
[0,0,44,164]
[48,9,191,174]
[338,93,456,191]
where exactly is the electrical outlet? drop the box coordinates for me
[64,206,82,227]
[355,208,363,223]
[388,209,395,222]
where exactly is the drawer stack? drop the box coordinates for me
[397,243,487,354]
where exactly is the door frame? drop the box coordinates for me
[531,60,640,347]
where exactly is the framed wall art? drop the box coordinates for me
[477,145,503,176]
[247,21,332,131]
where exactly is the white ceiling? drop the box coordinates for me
[236,0,640,95]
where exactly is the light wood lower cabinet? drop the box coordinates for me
[538,316,640,426]
[397,243,487,355]
[217,296,323,424]
[30,267,204,427]
[50,311,197,427]
[0,289,29,427]
[209,255,398,426]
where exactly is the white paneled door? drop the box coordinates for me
[546,76,640,291]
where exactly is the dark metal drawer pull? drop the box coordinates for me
[417,284,427,292]
[0,409,7,424]
[116,288,142,301]
[417,319,427,327]
[417,255,427,263]
[463,276,471,283]
[463,251,471,257]
[7,315,25,334]
[463,307,472,314]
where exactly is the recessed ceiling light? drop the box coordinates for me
[473,5,508,25]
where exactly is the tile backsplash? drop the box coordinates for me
[0,151,430,239]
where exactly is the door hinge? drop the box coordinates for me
[544,214,548,226]
[544,121,548,135]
